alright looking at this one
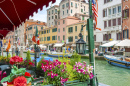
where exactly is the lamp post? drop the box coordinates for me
[34,44,40,71]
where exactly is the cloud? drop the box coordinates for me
[30,0,88,22]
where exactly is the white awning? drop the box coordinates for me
[39,45,46,48]
[71,44,76,47]
[54,43,64,47]
[115,39,130,47]
[100,41,119,47]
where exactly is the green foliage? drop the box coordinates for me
[1,66,34,84]
[70,53,81,66]
[26,50,31,61]
[13,54,15,57]
[37,57,44,70]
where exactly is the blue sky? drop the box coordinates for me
[30,0,88,22]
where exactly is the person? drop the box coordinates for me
[95,48,98,54]
[121,48,123,51]
[105,48,107,54]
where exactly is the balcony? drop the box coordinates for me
[104,25,121,32]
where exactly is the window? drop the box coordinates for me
[113,7,116,14]
[117,33,122,40]
[63,28,65,32]
[56,36,57,40]
[58,36,60,41]
[118,6,121,13]
[123,30,129,39]
[52,10,53,14]
[123,9,129,18]
[52,36,55,40]
[112,19,116,26]
[44,37,46,41]
[81,9,83,12]
[67,10,68,13]
[118,18,121,25]
[49,30,50,33]
[66,3,69,7]
[58,29,60,32]
[108,34,111,40]
[71,9,72,13]
[94,35,96,41]
[81,25,83,31]
[108,8,111,15]
[103,9,107,17]
[75,3,77,8]
[47,30,48,33]
[104,21,107,28]
[71,2,73,7]
[44,31,46,34]
[68,36,73,42]
[52,28,57,32]
[63,35,65,40]
[47,36,50,41]
[55,15,57,19]
[52,16,53,19]
[75,36,77,39]
[82,16,84,20]
[68,27,73,33]
[42,37,43,41]
[41,27,43,29]
[55,9,57,14]
[84,6,85,11]
[104,0,113,4]
[28,27,32,30]
[58,22,60,25]
[75,26,77,32]
[55,21,57,25]
[63,11,64,15]
[62,4,65,9]
[63,20,65,24]
[42,31,43,34]
[108,20,111,27]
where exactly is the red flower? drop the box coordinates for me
[13,76,27,86]
[24,72,31,77]
[29,62,33,65]
[9,56,23,65]
[7,80,14,85]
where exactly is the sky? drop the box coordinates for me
[30,0,88,22]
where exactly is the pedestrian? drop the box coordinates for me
[95,48,98,54]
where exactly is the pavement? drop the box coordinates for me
[99,83,110,86]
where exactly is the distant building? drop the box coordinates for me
[96,0,122,47]
[4,31,14,46]
[24,19,46,45]
[122,0,130,39]
[47,0,89,27]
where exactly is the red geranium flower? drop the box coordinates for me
[13,76,27,86]
[7,79,14,85]
[29,62,33,65]
[9,56,23,65]
[24,72,31,77]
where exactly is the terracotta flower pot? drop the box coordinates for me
[7,82,31,86]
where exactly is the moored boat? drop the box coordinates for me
[104,55,130,68]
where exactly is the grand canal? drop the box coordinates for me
[3,52,130,86]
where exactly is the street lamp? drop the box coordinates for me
[34,44,40,71]
[76,32,86,54]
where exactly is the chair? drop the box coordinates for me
[0,65,11,81]
[26,70,36,78]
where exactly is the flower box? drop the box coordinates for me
[7,82,31,86]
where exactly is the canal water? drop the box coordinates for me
[3,52,130,86]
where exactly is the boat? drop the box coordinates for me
[48,52,72,58]
[104,54,130,68]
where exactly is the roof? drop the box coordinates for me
[100,41,119,47]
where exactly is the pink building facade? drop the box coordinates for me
[57,16,80,43]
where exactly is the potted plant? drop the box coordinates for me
[1,66,34,86]
[35,58,94,86]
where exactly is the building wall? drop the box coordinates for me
[122,0,130,39]
[66,21,88,44]
[39,26,57,44]
[47,6,59,27]
[24,19,46,45]
[57,16,80,43]
[96,0,122,44]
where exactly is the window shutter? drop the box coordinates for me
[118,18,121,25]
[104,0,106,4]
[106,34,108,41]
[103,10,105,17]
[108,20,111,27]
[127,9,129,17]
[117,33,118,40]
[127,29,129,38]
[103,34,105,41]
[122,10,124,18]
[123,30,124,38]
[120,33,122,40]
